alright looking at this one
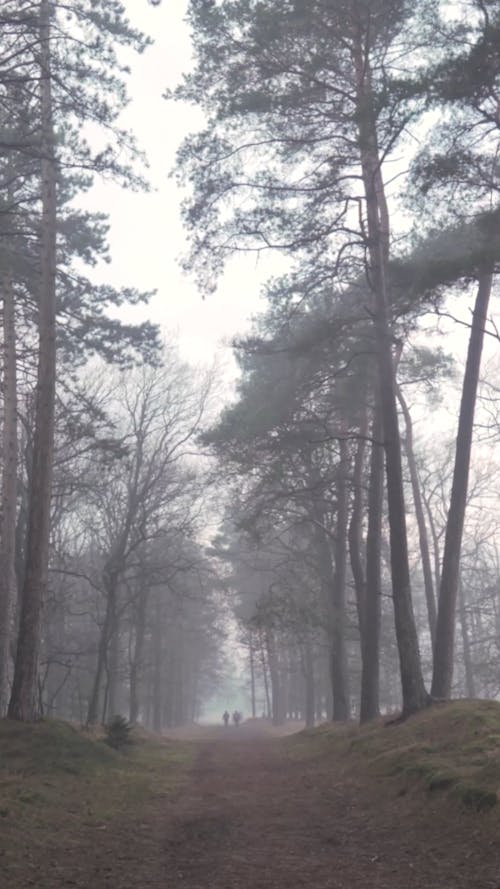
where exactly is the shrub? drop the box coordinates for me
[104,715,134,750]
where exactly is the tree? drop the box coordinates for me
[9,0,58,720]
[5,0,157,720]
[85,360,213,724]
[407,0,500,698]
[174,0,433,715]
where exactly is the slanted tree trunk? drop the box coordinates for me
[397,385,437,646]
[351,18,428,716]
[9,0,57,721]
[432,268,493,699]
[0,271,18,715]
[360,406,384,723]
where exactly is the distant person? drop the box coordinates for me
[222,710,230,726]
[232,710,242,726]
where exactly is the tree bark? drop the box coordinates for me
[0,271,18,715]
[129,579,148,724]
[106,619,119,720]
[331,436,350,721]
[152,589,163,732]
[348,413,368,638]
[351,16,428,716]
[431,269,493,699]
[259,629,271,718]
[360,406,384,723]
[303,637,315,728]
[249,634,256,718]
[9,0,57,721]
[397,385,437,646]
[266,630,285,725]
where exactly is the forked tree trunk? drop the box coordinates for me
[9,0,57,721]
[432,268,494,698]
[0,271,18,715]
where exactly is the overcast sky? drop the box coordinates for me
[82,0,283,376]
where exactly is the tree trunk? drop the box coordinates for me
[129,580,149,724]
[331,436,350,721]
[249,635,256,718]
[422,490,442,593]
[360,406,384,723]
[303,637,315,728]
[87,568,119,724]
[432,269,493,699]
[9,0,57,721]
[152,590,163,733]
[348,413,368,637]
[106,622,119,720]
[266,631,285,725]
[0,271,18,715]
[458,575,475,698]
[87,603,111,725]
[259,630,271,718]
[397,385,437,646]
[351,20,428,716]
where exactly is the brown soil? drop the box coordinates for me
[7,722,500,888]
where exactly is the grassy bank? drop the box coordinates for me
[288,699,500,811]
[0,718,193,885]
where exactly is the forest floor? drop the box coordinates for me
[1,701,500,888]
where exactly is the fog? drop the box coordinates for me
[1,0,500,737]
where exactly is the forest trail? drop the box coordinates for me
[4,719,499,889]
[156,727,499,889]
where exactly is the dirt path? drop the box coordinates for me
[158,729,499,889]
[23,724,500,888]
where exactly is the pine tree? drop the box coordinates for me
[175,0,433,715]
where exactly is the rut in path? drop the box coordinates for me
[160,731,499,889]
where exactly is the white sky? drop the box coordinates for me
[83,0,282,377]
